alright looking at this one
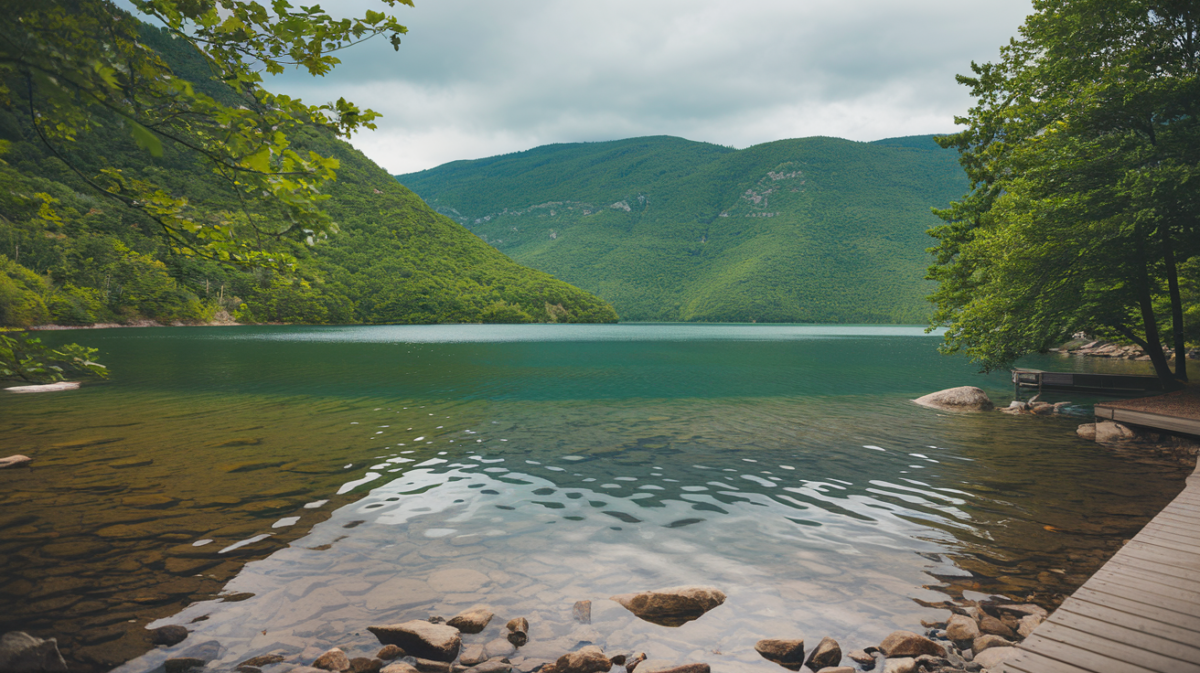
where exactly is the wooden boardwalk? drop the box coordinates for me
[998,460,1200,673]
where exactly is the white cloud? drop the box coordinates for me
[260,0,1034,174]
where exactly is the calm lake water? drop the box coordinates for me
[0,324,1187,673]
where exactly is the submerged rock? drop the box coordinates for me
[381,664,421,673]
[754,639,805,670]
[447,607,494,634]
[609,586,725,627]
[913,387,994,412]
[881,658,915,673]
[368,621,462,662]
[459,644,488,667]
[239,654,286,668]
[636,665,709,673]
[0,632,67,673]
[0,455,32,469]
[164,658,206,673]
[877,631,945,658]
[4,381,79,393]
[573,600,592,624]
[149,624,189,646]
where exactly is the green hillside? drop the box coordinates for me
[398,135,967,323]
[0,25,617,329]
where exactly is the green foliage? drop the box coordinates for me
[929,0,1198,385]
[0,0,412,269]
[0,330,107,382]
[397,134,965,323]
[0,20,617,329]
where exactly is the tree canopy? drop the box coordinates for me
[1,0,411,269]
[930,0,1198,388]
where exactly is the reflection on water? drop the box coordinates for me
[0,325,1187,672]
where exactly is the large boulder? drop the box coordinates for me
[367,621,462,662]
[754,639,804,670]
[610,586,725,627]
[913,387,994,412]
[0,633,66,673]
[1076,423,1097,441]
[1094,421,1136,442]
[877,631,945,658]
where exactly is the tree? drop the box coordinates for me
[0,0,411,380]
[1,0,411,269]
[930,0,1199,389]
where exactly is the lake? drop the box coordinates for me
[0,324,1187,673]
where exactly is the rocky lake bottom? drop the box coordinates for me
[0,325,1191,673]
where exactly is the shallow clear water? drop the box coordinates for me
[0,324,1186,672]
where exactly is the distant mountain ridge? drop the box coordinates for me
[396,134,967,323]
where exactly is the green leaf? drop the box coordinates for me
[129,121,163,157]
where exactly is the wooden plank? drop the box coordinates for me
[1147,510,1200,529]
[1133,530,1200,555]
[1141,519,1200,542]
[1128,533,1200,558]
[1089,566,1200,603]
[1136,521,1200,544]
[1105,408,1200,434]
[1071,586,1200,630]
[1033,622,1200,672]
[1017,632,1164,673]
[999,648,1099,673]
[1108,547,1200,578]
[1054,601,1200,654]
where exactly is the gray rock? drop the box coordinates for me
[971,646,1017,669]
[913,387,994,412]
[609,586,725,627]
[150,625,190,646]
[484,639,518,660]
[0,633,67,673]
[312,647,351,672]
[368,621,463,662]
[460,645,489,667]
[754,639,805,670]
[180,640,222,662]
[805,637,840,671]
[846,650,875,669]
[1094,421,1135,442]
[945,614,980,642]
[1076,424,1097,440]
[448,608,494,635]
[0,455,33,469]
[547,646,611,673]
[573,601,592,624]
[878,631,945,658]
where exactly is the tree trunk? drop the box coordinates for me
[1161,228,1188,381]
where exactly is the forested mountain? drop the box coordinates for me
[0,25,617,328]
[398,134,968,323]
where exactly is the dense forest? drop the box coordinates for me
[0,25,618,329]
[398,135,968,323]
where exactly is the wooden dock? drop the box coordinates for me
[1095,389,1200,438]
[1012,369,1163,396]
[997,459,1200,673]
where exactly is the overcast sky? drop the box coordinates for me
[256,1,1034,175]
